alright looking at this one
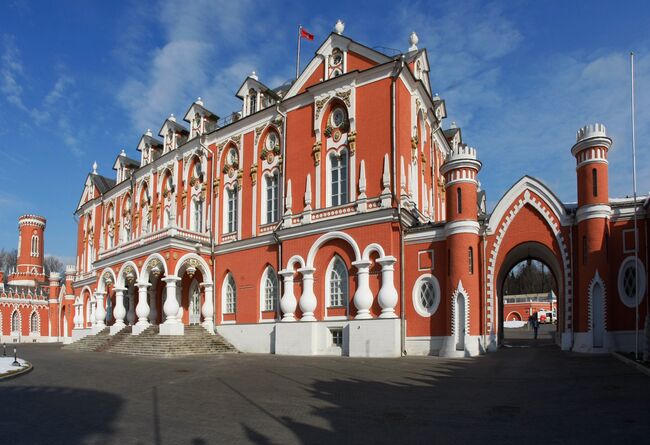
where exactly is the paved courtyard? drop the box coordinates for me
[0,336,648,445]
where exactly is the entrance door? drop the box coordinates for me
[592,283,604,348]
[456,294,465,351]
[189,286,201,325]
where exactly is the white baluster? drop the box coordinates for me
[298,267,316,321]
[279,270,297,322]
[352,260,373,319]
[201,282,214,332]
[135,282,151,333]
[113,287,127,328]
[377,256,398,318]
[93,291,106,333]
[160,276,183,335]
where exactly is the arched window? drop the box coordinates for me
[328,257,348,307]
[226,187,238,233]
[468,247,474,274]
[456,187,462,214]
[264,172,279,224]
[192,198,203,232]
[249,89,257,114]
[592,168,598,197]
[223,273,237,314]
[31,235,39,257]
[30,312,38,334]
[262,267,278,312]
[11,311,19,333]
[330,151,349,206]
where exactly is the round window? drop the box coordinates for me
[412,274,441,317]
[331,108,346,128]
[618,257,646,308]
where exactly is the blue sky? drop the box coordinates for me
[0,0,649,263]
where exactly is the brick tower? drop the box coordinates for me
[571,124,612,351]
[7,214,47,288]
[441,144,482,356]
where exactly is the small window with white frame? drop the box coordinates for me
[327,256,348,307]
[412,274,441,317]
[264,171,279,224]
[225,186,238,233]
[262,266,278,312]
[329,150,349,207]
[223,273,237,314]
[330,327,343,347]
[618,256,646,308]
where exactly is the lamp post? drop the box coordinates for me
[11,347,19,367]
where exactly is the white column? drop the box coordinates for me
[149,281,158,325]
[133,282,151,334]
[90,302,96,328]
[126,287,136,325]
[113,287,127,328]
[201,282,214,332]
[110,287,127,334]
[160,276,183,335]
[376,256,398,318]
[279,270,297,321]
[352,260,373,319]
[93,291,106,333]
[298,267,316,321]
[73,304,81,329]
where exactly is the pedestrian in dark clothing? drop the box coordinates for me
[532,312,539,339]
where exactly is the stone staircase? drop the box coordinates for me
[108,325,238,357]
[62,328,110,352]
[95,326,132,352]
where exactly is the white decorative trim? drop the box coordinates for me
[486,187,572,333]
[173,253,213,283]
[575,204,611,223]
[588,270,607,336]
[412,274,441,317]
[445,220,480,236]
[617,256,646,308]
[116,260,140,288]
[306,231,361,267]
[361,243,386,261]
[487,176,570,232]
[451,280,469,337]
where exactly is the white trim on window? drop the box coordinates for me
[412,274,441,317]
[260,266,279,316]
[222,273,237,314]
[325,256,349,309]
[326,148,349,207]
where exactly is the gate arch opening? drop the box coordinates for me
[496,241,563,345]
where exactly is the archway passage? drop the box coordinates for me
[497,242,562,345]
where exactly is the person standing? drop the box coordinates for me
[532,311,540,340]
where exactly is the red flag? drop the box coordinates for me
[300,28,314,41]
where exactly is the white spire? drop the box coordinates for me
[92,161,98,175]
[285,179,292,213]
[145,128,152,137]
[382,154,391,193]
[450,121,457,129]
[169,113,176,122]
[304,174,312,209]
[358,160,367,196]
[409,31,419,51]
[334,19,345,35]
[196,97,203,106]
[120,149,126,157]
[250,71,258,81]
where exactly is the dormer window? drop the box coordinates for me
[329,49,344,79]
[248,89,258,114]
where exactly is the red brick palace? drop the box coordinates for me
[8,22,647,356]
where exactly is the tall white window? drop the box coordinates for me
[227,187,238,233]
[330,151,348,206]
[265,172,279,224]
[11,311,19,333]
[249,89,257,114]
[224,273,236,314]
[263,267,278,311]
[328,257,348,307]
[30,312,38,334]
[192,199,203,232]
[31,235,39,257]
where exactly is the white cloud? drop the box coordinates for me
[0,35,28,111]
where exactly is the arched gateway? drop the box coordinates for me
[485,177,573,349]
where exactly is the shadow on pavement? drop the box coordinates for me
[0,385,123,444]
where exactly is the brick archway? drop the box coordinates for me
[486,181,573,350]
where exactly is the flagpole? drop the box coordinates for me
[296,25,302,79]
[631,51,640,360]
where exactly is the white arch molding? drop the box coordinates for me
[173,253,212,283]
[486,188,572,340]
[306,231,361,267]
[116,261,141,288]
[140,253,169,283]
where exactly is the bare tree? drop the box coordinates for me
[43,255,65,276]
